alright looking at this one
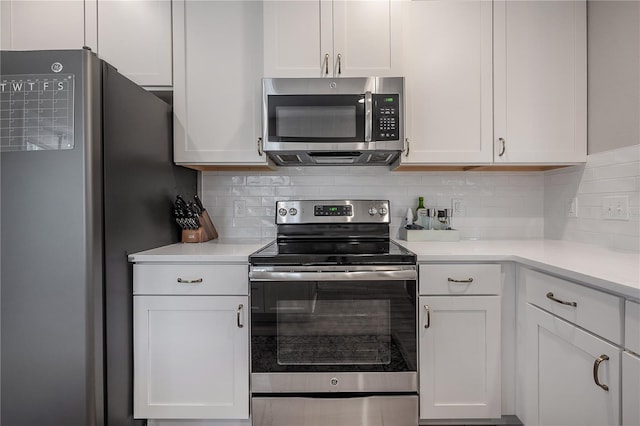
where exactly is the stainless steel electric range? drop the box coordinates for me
[249,200,418,426]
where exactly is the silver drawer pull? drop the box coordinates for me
[424,305,430,329]
[546,292,577,307]
[237,304,244,328]
[448,277,473,283]
[593,354,610,391]
[177,277,203,284]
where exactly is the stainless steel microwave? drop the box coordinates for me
[262,77,404,166]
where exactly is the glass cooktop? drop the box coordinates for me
[249,239,416,266]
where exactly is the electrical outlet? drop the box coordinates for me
[234,199,246,217]
[566,197,578,218]
[451,198,465,217]
[602,195,629,220]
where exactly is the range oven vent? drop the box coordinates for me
[275,154,303,164]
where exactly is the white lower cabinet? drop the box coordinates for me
[134,295,249,420]
[525,303,620,425]
[418,263,502,420]
[133,263,249,420]
[419,296,501,419]
[623,351,640,426]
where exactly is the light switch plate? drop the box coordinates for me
[566,197,578,218]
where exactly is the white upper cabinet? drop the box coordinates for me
[173,0,268,167]
[494,0,587,164]
[399,0,586,167]
[89,0,173,87]
[401,0,493,165]
[0,0,172,88]
[264,0,402,78]
[0,0,87,50]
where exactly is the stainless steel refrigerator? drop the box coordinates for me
[0,49,197,426]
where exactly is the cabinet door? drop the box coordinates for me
[401,0,493,165]
[332,0,401,77]
[525,304,620,425]
[173,0,267,166]
[263,0,328,78]
[0,0,87,50]
[419,296,501,419]
[91,0,172,87]
[623,351,640,426]
[494,0,586,164]
[134,295,249,419]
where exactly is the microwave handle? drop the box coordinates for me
[364,91,373,142]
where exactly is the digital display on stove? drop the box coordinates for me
[314,205,353,216]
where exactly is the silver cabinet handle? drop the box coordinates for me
[237,304,244,328]
[424,305,430,329]
[498,137,506,157]
[337,53,342,74]
[593,354,610,391]
[546,292,577,307]
[257,137,263,156]
[448,277,474,283]
[405,138,410,157]
[176,277,203,284]
[324,53,329,75]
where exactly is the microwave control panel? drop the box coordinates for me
[373,94,400,141]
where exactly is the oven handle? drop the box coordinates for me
[249,268,417,282]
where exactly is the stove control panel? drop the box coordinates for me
[275,200,390,224]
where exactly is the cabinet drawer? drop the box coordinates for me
[524,268,623,344]
[419,264,501,295]
[133,264,248,295]
[625,300,640,354]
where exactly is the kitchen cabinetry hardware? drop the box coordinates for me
[177,277,203,284]
[324,53,329,75]
[498,138,506,157]
[448,277,474,283]
[237,304,244,328]
[257,137,263,157]
[546,291,577,307]
[337,53,342,74]
[424,305,430,329]
[593,354,610,391]
[405,138,410,157]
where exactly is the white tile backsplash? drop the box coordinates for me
[201,167,545,242]
[544,144,640,252]
[199,145,639,251]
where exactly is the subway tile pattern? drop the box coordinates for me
[200,145,640,251]
[201,167,545,242]
[544,144,640,252]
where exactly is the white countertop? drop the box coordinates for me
[128,240,268,264]
[396,239,640,299]
[129,239,640,300]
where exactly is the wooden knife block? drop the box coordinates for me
[182,210,218,243]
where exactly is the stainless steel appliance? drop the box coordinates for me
[262,77,404,166]
[0,49,196,426]
[249,200,418,426]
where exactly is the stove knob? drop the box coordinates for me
[378,207,388,216]
[289,208,298,216]
[278,208,287,216]
[368,207,378,216]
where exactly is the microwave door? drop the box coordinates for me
[267,94,366,143]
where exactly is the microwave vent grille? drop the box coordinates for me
[275,154,303,165]
[366,152,395,164]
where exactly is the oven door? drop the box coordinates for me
[250,265,417,393]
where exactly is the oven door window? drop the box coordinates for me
[251,280,416,373]
[267,95,365,142]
